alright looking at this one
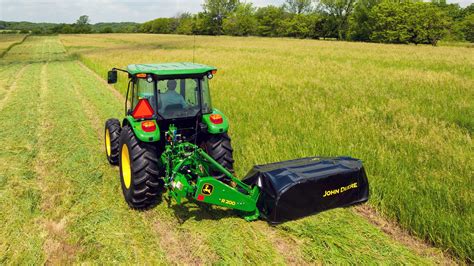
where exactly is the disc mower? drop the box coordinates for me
[104,63,369,223]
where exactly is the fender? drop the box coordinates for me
[122,116,160,142]
[202,109,229,134]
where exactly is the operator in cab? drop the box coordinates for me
[159,79,187,113]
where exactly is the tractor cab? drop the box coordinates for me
[112,63,216,121]
[107,62,228,145]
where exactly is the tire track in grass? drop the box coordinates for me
[0,63,45,263]
[0,63,24,100]
[0,64,29,110]
[354,205,456,264]
[43,60,166,263]
[275,208,443,264]
[34,62,80,263]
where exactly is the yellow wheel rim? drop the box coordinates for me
[105,129,111,156]
[121,144,131,189]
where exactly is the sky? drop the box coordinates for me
[0,0,472,23]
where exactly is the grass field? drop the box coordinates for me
[61,33,473,261]
[0,34,471,263]
[0,34,27,57]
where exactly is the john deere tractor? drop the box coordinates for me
[104,63,369,223]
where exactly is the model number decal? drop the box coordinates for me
[220,199,236,205]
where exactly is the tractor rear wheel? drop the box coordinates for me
[119,125,164,210]
[105,118,121,165]
[200,133,234,181]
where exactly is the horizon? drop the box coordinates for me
[0,0,471,24]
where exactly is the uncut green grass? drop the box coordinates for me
[61,33,473,260]
[0,36,437,264]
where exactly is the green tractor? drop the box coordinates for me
[105,63,369,223]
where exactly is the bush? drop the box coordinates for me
[370,2,450,45]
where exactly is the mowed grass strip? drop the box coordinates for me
[0,64,27,106]
[0,63,27,104]
[31,60,167,263]
[61,33,473,260]
[0,63,45,263]
[3,36,68,63]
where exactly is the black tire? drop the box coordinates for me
[200,133,234,181]
[119,125,164,210]
[105,118,121,165]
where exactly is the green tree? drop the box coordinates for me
[74,15,92,33]
[223,3,257,36]
[176,13,194,35]
[255,6,287,37]
[348,0,381,41]
[100,26,113,33]
[370,2,412,43]
[370,2,450,45]
[202,0,240,35]
[461,14,474,42]
[461,3,474,17]
[280,14,315,38]
[317,0,357,39]
[410,3,451,45]
[284,0,313,14]
[151,18,174,34]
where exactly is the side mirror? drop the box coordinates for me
[108,70,117,84]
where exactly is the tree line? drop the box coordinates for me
[141,0,473,45]
[0,16,140,35]
[1,0,473,45]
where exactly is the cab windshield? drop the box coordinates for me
[156,77,212,119]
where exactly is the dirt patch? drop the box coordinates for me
[252,221,309,265]
[148,213,217,265]
[354,205,457,265]
[43,218,78,264]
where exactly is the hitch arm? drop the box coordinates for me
[197,149,253,194]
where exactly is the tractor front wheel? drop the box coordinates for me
[200,133,234,181]
[105,118,121,165]
[119,125,164,210]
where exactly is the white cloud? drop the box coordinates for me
[0,0,471,23]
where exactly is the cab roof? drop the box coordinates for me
[127,62,216,76]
